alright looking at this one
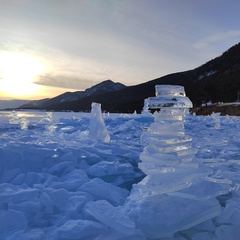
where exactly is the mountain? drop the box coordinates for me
[20,80,126,109]
[0,100,30,110]
[20,42,240,113]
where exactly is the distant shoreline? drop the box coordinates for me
[191,103,240,116]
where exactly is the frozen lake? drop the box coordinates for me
[1,110,240,239]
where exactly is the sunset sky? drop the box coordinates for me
[1,0,240,100]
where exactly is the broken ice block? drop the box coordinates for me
[89,102,110,142]
[86,200,136,235]
[127,194,221,238]
[155,85,186,96]
[145,85,193,110]
[80,178,129,206]
[0,209,28,238]
[58,219,107,239]
[0,183,39,203]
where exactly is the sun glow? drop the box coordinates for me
[0,53,46,99]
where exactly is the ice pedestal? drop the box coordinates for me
[127,85,225,238]
[126,194,221,239]
[89,102,110,143]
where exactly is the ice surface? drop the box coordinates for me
[0,107,240,239]
[89,102,110,142]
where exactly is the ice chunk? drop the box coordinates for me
[167,180,231,200]
[0,183,39,203]
[0,209,28,238]
[87,161,134,177]
[86,200,136,235]
[135,167,211,196]
[127,194,221,238]
[57,219,107,239]
[147,95,193,109]
[0,168,21,183]
[23,172,48,187]
[50,169,89,191]
[80,178,129,206]
[155,85,186,97]
[61,193,93,218]
[48,188,69,207]
[8,198,42,228]
[40,192,55,208]
[49,161,72,176]
[89,102,110,142]
[8,146,56,172]
[86,161,138,187]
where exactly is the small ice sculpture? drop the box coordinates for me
[89,102,110,143]
[126,85,224,238]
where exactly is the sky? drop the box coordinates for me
[0,0,240,100]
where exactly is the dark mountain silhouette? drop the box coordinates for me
[20,80,126,109]
[20,42,240,113]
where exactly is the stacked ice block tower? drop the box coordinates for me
[140,85,195,175]
[126,85,230,238]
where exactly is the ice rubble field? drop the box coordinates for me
[1,110,240,239]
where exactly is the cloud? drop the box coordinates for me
[35,73,97,91]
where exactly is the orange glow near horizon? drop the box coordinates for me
[0,52,47,100]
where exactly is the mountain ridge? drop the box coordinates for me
[20,79,126,109]
[19,42,240,113]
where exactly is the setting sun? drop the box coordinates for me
[0,53,46,99]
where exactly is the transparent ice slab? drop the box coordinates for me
[86,200,136,235]
[126,194,221,238]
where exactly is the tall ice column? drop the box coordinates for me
[126,85,223,238]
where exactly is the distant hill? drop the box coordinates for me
[0,100,30,110]
[20,80,126,109]
[19,42,240,113]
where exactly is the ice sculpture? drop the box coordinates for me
[89,102,110,143]
[126,85,226,238]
